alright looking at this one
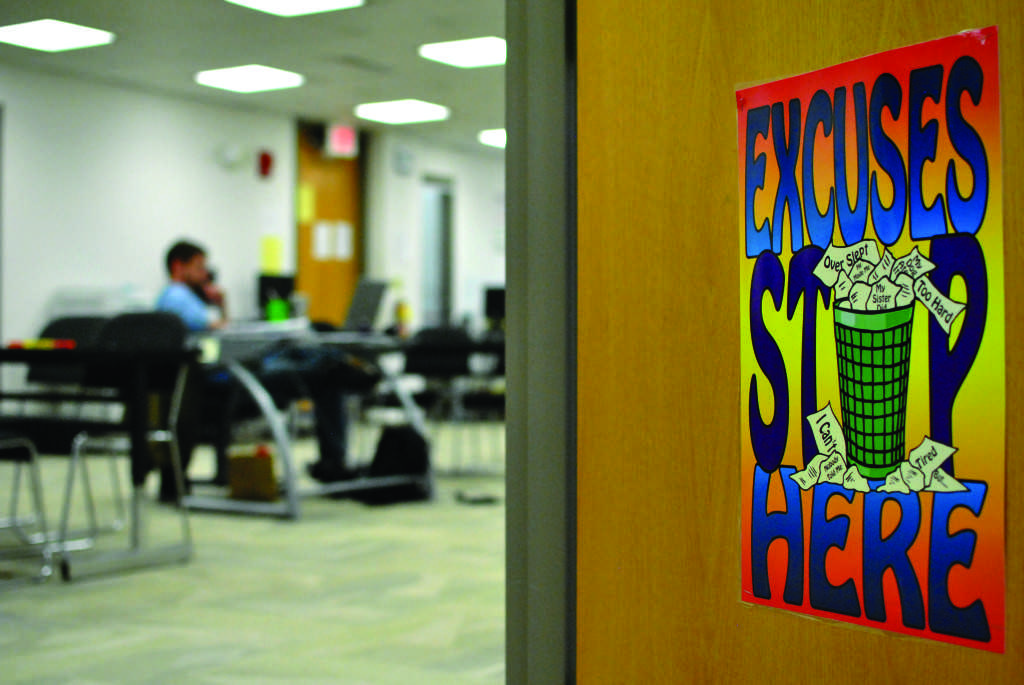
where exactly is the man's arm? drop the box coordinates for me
[157,284,221,332]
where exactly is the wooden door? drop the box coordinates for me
[295,126,361,326]
[576,1,1022,681]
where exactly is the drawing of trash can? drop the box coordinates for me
[833,303,914,478]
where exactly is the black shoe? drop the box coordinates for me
[158,488,181,505]
[306,461,359,483]
[158,478,191,505]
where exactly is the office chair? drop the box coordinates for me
[0,315,128,539]
[25,315,109,386]
[0,432,54,585]
[55,311,195,580]
[369,326,500,474]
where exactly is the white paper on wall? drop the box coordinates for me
[313,221,333,261]
[335,221,354,260]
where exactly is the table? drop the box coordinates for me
[182,327,431,519]
[0,346,196,580]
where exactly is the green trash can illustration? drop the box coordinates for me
[833,303,914,478]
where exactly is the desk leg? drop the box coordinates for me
[293,360,434,499]
[184,356,431,511]
[380,368,428,438]
[183,361,300,519]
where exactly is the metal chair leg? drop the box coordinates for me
[76,445,101,538]
[107,457,126,530]
[7,463,35,544]
[25,455,55,580]
[0,438,54,584]
[58,361,194,580]
[57,434,91,570]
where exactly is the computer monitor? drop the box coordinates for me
[257,274,295,317]
[484,286,505,328]
[342,279,388,332]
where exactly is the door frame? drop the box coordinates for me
[505,1,575,682]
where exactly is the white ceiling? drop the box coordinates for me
[0,0,505,156]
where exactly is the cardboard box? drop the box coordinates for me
[228,446,278,501]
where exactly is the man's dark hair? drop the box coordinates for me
[165,240,206,275]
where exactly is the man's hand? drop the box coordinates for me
[203,282,225,307]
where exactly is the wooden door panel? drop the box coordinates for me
[296,129,360,326]
[576,2,1022,681]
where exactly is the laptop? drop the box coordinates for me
[341,279,388,332]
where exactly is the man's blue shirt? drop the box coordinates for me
[156,282,211,331]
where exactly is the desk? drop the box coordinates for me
[0,347,195,579]
[182,328,430,519]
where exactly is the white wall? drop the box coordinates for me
[0,64,505,341]
[0,65,296,340]
[363,133,505,333]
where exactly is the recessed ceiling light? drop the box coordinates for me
[418,36,506,68]
[355,99,450,125]
[478,129,506,149]
[195,65,305,93]
[0,18,115,53]
[223,0,364,17]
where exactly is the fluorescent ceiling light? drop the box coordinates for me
[0,19,114,52]
[355,99,450,125]
[418,36,506,68]
[478,129,506,149]
[195,64,305,93]
[223,0,364,17]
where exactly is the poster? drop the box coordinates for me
[738,27,1003,651]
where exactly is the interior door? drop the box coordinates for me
[576,1,1022,681]
[295,125,361,327]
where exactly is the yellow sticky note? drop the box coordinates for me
[260,236,284,274]
[297,184,316,224]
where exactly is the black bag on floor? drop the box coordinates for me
[357,425,433,504]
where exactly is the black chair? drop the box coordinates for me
[0,312,195,580]
[0,432,53,585]
[462,331,506,422]
[362,326,502,474]
[402,326,475,420]
[0,315,127,539]
[25,315,108,386]
[54,311,195,579]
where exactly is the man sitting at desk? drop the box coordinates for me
[156,241,228,331]
[156,240,367,498]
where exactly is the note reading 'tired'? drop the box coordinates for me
[907,436,958,486]
[807,404,847,462]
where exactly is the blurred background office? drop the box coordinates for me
[0,0,505,343]
[0,2,511,680]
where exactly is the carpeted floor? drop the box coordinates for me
[0,422,506,684]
